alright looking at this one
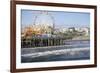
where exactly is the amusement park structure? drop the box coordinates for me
[21,11,65,48]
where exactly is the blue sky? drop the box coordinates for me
[21,10,90,28]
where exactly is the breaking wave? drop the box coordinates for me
[21,47,89,58]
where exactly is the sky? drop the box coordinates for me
[21,10,90,28]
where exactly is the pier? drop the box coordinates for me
[21,37,65,48]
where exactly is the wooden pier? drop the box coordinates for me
[21,37,65,48]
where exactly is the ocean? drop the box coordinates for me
[21,40,90,63]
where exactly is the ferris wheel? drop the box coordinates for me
[33,11,55,31]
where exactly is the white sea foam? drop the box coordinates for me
[21,48,89,58]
